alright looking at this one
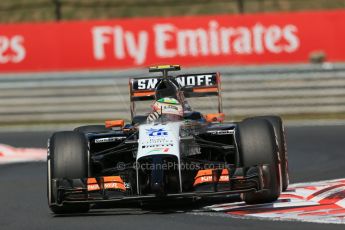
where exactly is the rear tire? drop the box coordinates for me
[237,118,281,204]
[47,131,90,214]
[74,125,110,134]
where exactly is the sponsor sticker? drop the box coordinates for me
[94,136,126,143]
[146,147,170,154]
[133,74,217,90]
[142,143,173,148]
[146,128,168,137]
[207,130,233,135]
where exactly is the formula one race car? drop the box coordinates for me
[47,65,289,214]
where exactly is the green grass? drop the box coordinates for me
[0,0,344,23]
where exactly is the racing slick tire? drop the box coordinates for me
[74,125,110,134]
[47,131,90,214]
[254,116,289,191]
[237,118,281,204]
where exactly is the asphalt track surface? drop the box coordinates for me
[0,125,345,230]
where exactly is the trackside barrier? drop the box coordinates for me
[0,64,344,125]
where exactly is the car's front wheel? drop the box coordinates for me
[253,116,289,191]
[237,118,281,204]
[47,131,90,214]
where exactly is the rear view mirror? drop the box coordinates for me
[205,113,225,123]
[105,120,124,129]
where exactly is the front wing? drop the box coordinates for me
[50,165,271,207]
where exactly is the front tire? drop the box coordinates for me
[237,118,281,204]
[255,116,289,191]
[47,131,90,214]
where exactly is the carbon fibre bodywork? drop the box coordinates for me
[50,121,271,207]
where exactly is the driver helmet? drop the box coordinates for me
[152,97,183,121]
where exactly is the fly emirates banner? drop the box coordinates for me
[0,10,344,72]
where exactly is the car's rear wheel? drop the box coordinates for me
[47,131,90,214]
[74,125,110,134]
[237,118,281,204]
